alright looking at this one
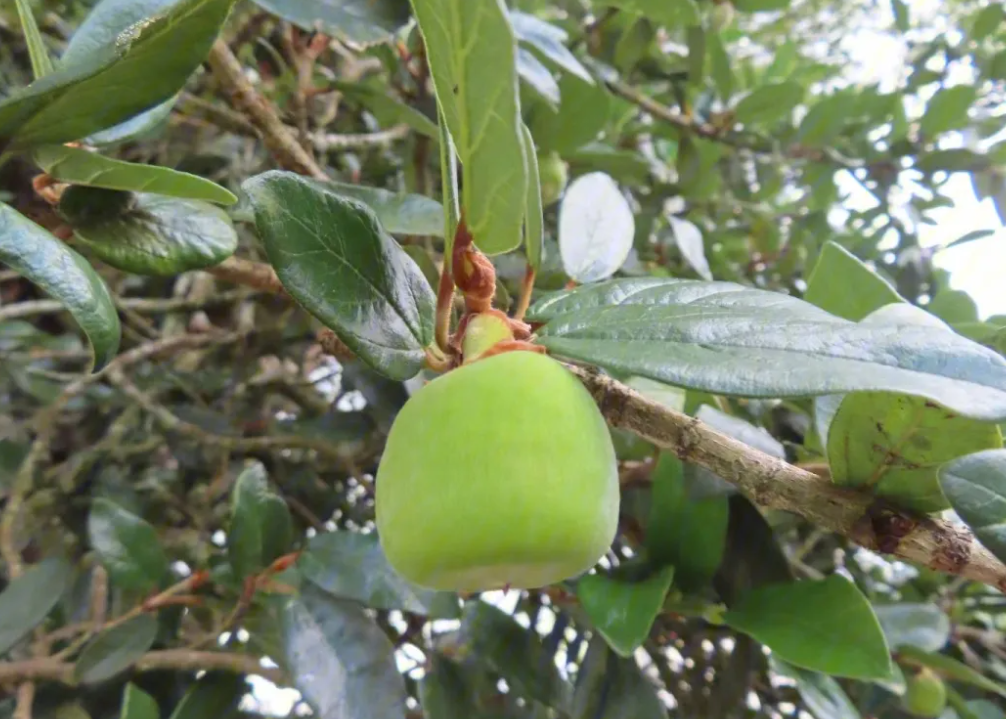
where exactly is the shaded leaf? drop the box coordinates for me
[302,178,445,237]
[724,575,892,680]
[510,11,592,83]
[14,0,53,78]
[771,658,861,719]
[734,81,803,125]
[59,188,237,276]
[518,48,560,105]
[33,145,236,204]
[733,0,790,10]
[898,646,1006,698]
[0,202,120,369]
[281,585,408,719]
[571,636,665,719]
[521,123,545,271]
[798,93,854,147]
[253,0,411,44]
[939,449,1006,567]
[74,614,158,684]
[920,86,977,138]
[228,462,293,582]
[120,684,159,719]
[667,215,711,280]
[0,557,71,656]
[420,654,477,719]
[88,498,168,592]
[168,673,246,719]
[874,603,950,653]
[576,565,674,657]
[566,143,651,184]
[559,172,634,283]
[331,81,438,139]
[598,0,700,27]
[411,0,526,255]
[243,171,436,381]
[530,73,611,155]
[526,278,1006,421]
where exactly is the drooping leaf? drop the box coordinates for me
[88,498,169,592]
[920,85,978,138]
[120,684,159,719]
[0,202,120,369]
[898,646,1006,698]
[252,0,411,44]
[771,659,861,719]
[873,603,950,653]
[518,48,561,105]
[228,462,293,582]
[281,585,408,719]
[330,81,438,139]
[0,557,71,656]
[243,171,436,381]
[299,531,458,617]
[571,636,666,719]
[733,81,804,125]
[576,565,674,657]
[0,0,236,150]
[33,145,237,204]
[939,449,1006,567]
[509,11,592,83]
[723,575,893,680]
[804,242,903,321]
[558,172,634,283]
[167,673,246,719]
[74,614,158,684]
[526,278,1006,421]
[411,0,527,255]
[59,187,238,276]
[520,123,545,271]
[667,215,711,281]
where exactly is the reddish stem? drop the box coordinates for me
[513,264,537,321]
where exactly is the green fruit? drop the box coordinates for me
[538,152,568,206]
[461,312,513,363]
[902,668,947,718]
[376,351,619,591]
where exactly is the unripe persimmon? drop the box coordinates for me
[376,351,619,592]
[902,668,946,718]
[538,152,568,206]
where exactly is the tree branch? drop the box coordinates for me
[206,256,285,296]
[568,365,1006,591]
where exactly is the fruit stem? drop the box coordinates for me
[425,345,451,372]
[513,264,536,321]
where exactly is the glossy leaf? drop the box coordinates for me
[667,215,711,281]
[898,646,1006,698]
[733,81,804,125]
[411,0,526,255]
[0,202,120,370]
[33,145,237,205]
[723,575,893,680]
[771,659,861,719]
[510,11,592,83]
[0,0,236,150]
[299,178,445,237]
[874,603,950,653]
[88,498,169,592]
[282,585,408,719]
[558,172,634,283]
[243,171,436,381]
[228,462,293,582]
[167,673,246,719]
[253,0,410,44]
[571,636,665,719]
[299,531,457,617]
[74,614,158,684]
[60,188,238,277]
[804,242,902,321]
[920,85,978,138]
[0,557,71,656]
[526,278,1006,421]
[939,449,1006,567]
[331,81,438,139]
[827,391,1001,513]
[520,123,545,270]
[120,684,159,719]
[576,565,674,657]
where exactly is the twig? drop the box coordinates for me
[311,124,409,152]
[0,290,253,322]
[206,256,285,295]
[567,365,1006,590]
[177,91,258,136]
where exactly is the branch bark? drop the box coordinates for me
[568,365,1006,591]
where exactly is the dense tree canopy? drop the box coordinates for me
[2,1,1006,718]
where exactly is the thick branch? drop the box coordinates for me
[569,365,1006,591]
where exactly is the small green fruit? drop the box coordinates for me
[376,351,619,591]
[902,668,947,718]
[538,152,568,206]
[461,312,513,363]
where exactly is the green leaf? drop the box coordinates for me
[167,673,246,719]
[646,453,728,589]
[928,289,980,324]
[805,243,902,321]
[571,636,666,719]
[88,498,169,592]
[733,0,791,10]
[15,0,53,78]
[709,32,734,101]
[331,81,438,139]
[733,81,804,125]
[228,462,293,582]
[59,188,237,277]
[723,575,892,680]
[898,645,1006,698]
[668,215,711,281]
[968,700,1006,719]
[596,0,700,27]
[576,565,675,657]
[0,557,71,656]
[891,0,910,32]
[530,73,611,155]
[74,614,158,684]
[771,659,861,719]
[917,149,989,174]
[939,449,1006,567]
[411,0,527,255]
[971,3,1005,41]
[797,93,854,147]
[559,172,634,283]
[566,143,651,184]
[87,97,176,147]
[873,603,949,653]
[297,179,445,237]
[299,531,457,617]
[0,202,120,370]
[120,684,159,719]
[518,48,561,106]
[510,11,592,83]
[33,145,236,205]
[282,585,408,719]
[687,26,706,86]
[458,602,572,711]
[527,278,1006,421]
[242,171,436,381]
[253,0,411,44]
[0,0,236,150]
[420,654,478,719]
[827,392,1001,513]
[919,85,978,138]
[520,124,545,270]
